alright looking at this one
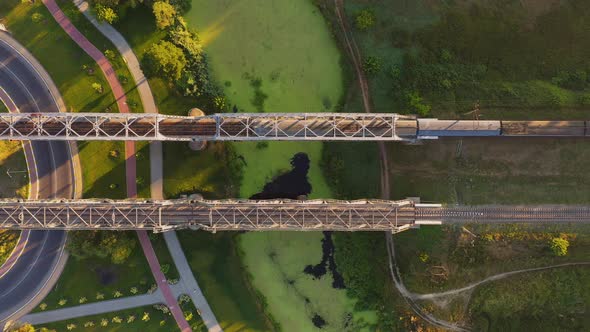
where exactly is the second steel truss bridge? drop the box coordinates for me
[0,199,588,232]
[0,198,417,232]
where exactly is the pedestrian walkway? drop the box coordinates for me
[164,232,222,332]
[42,1,190,330]
[22,292,164,325]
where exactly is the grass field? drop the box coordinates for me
[184,0,343,198]
[394,224,590,292]
[343,0,590,117]
[176,231,272,332]
[239,232,378,331]
[35,233,154,312]
[149,233,179,281]
[389,138,590,204]
[38,304,177,331]
[0,231,19,267]
[468,266,590,331]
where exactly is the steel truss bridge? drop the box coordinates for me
[0,112,418,141]
[0,199,588,232]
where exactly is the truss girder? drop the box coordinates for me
[0,113,416,141]
[0,199,417,232]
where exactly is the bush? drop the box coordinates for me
[67,231,136,264]
[143,41,187,81]
[405,91,431,116]
[153,1,177,30]
[91,83,103,94]
[550,237,569,256]
[255,142,269,149]
[31,12,43,23]
[363,56,381,76]
[355,9,375,31]
[95,4,118,24]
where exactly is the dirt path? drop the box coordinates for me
[386,232,470,332]
[333,0,390,199]
[413,261,590,300]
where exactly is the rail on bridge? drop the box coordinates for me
[0,198,417,232]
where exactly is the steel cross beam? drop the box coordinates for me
[0,198,417,232]
[0,112,417,141]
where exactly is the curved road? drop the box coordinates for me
[0,32,76,323]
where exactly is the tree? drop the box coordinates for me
[406,91,431,116]
[95,4,118,24]
[31,12,44,23]
[6,323,34,332]
[92,82,103,93]
[363,56,381,75]
[550,237,569,256]
[168,24,202,59]
[111,238,135,264]
[355,9,375,31]
[143,40,187,81]
[153,1,177,30]
[67,231,136,264]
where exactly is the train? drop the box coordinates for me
[395,119,590,139]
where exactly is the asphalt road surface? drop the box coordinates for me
[0,33,75,323]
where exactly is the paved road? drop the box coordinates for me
[0,32,76,323]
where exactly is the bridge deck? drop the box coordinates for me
[0,199,416,232]
[0,199,588,232]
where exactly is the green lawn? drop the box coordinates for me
[341,0,590,117]
[389,138,590,204]
[149,233,179,281]
[0,231,19,267]
[184,0,343,198]
[394,224,590,294]
[37,305,177,331]
[36,233,154,312]
[239,232,378,332]
[176,231,272,332]
[179,296,208,332]
[468,266,590,331]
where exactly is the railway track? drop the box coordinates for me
[0,198,417,231]
[3,113,590,141]
[417,206,590,223]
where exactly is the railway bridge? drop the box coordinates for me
[0,198,588,232]
[1,112,589,141]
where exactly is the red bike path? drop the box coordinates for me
[42,1,190,330]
